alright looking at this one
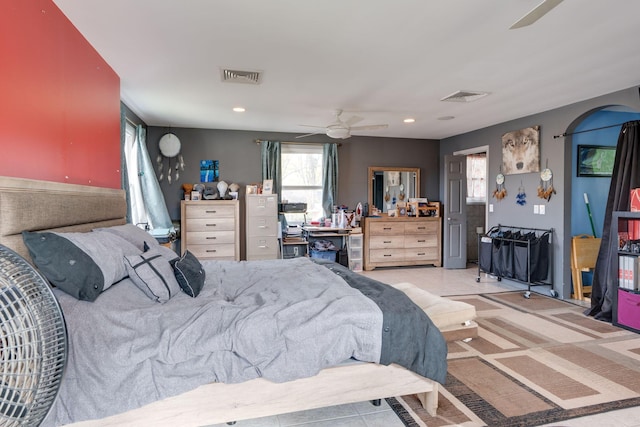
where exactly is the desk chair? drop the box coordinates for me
[570,234,601,301]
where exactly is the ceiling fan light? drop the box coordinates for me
[326,127,350,139]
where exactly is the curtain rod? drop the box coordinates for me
[254,139,341,146]
[553,122,629,139]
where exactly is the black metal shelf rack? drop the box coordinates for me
[477,224,557,298]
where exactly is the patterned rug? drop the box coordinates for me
[388,291,640,427]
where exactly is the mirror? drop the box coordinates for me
[368,166,420,214]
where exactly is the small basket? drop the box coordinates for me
[310,249,337,261]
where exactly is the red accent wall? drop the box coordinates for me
[0,0,121,188]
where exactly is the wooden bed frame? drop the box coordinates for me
[0,176,439,426]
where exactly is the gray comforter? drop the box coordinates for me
[43,257,445,426]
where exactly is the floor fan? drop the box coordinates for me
[0,245,67,426]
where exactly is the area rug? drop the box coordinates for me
[389,291,640,427]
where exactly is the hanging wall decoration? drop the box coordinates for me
[492,171,507,200]
[200,160,219,183]
[537,162,556,201]
[157,133,185,184]
[516,181,527,206]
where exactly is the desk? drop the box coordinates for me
[303,226,353,265]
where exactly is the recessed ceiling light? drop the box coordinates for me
[232,107,246,112]
[437,116,455,121]
[403,118,415,123]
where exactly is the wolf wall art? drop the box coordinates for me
[501,125,540,175]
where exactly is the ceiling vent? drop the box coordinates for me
[440,90,489,102]
[221,68,262,85]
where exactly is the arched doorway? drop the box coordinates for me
[564,105,640,299]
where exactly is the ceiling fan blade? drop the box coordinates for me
[509,0,563,29]
[350,124,389,131]
[344,115,364,127]
[298,124,327,129]
[295,132,321,139]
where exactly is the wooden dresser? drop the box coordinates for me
[246,194,279,260]
[180,200,240,260]
[363,216,441,270]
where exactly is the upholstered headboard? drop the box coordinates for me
[0,176,127,261]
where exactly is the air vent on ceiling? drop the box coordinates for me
[440,90,489,102]
[221,69,262,85]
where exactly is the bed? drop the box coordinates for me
[0,176,447,426]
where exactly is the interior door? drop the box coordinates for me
[443,155,467,269]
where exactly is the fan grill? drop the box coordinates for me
[0,246,67,426]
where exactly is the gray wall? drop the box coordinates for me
[440,85,640,299]
[146,127,440,221]
[146,127,439,257]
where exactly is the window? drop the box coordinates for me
[281,144,324,222]
[466,153,487,203]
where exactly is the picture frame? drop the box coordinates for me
[501,125,540,175]
[246,185,258,195]
[190,191,201,201]
[262,179,273,195]
[577,145,616,177]
[407,201,418,217]
[200,160,219,183]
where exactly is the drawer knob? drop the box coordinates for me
[383,240,391,243]
[384,254,392,257]
[417,239,426,243]
[418,252,425,256]
[383,227,392,230]
[206,210,217,214]
[206,249,217,253]
[206,224,217,227]
[206,236,217,240]
[417,227,426,230]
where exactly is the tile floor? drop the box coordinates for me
[207,265,640,427]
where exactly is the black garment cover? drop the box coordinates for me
[587,121,640,321]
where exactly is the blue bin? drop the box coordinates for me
[310,249,337,261]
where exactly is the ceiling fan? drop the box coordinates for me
[509,0,564,29]
[297,110,388,139]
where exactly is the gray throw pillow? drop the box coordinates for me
[94,224,160,252]
[22,231,139,302]
[124,249,181,303]
[172,251,206,297]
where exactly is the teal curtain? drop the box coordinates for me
[322,143,338,217]
[261,140,282,202]
[120,107,132,223]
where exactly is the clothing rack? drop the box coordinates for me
[477,224,557,298]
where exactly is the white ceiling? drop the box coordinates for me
[53,0,640,140]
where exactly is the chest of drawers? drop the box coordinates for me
[180,200,240,260]
[363,216,441,270]
[246,194,279,260]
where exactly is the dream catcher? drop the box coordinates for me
[492,172,507,200]
[537,162,555,201]
[157,133,185,184]
[516,181,527,206]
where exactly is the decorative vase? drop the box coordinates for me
[217,180,228,198]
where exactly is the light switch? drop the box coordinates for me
[489,204,494,212]
[533,205,539,214]
[539,205,546,215]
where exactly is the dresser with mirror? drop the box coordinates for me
[363,166,441,270]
